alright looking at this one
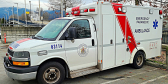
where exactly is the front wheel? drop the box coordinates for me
[132,51,145,69]
[37,62,65,84]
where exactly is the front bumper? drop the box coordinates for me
[4,57,39,81]
[5,69,37,81]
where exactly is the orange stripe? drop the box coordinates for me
[17,38,31,44]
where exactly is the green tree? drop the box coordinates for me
[1,18,5,24]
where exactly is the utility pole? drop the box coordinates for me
[25,0,27,26]
[5,14,7,26]
[15,3,19,25]
[6,11,10,27]
[39,0,41,21]
[61,0,63,17]
[161,0,162,7]
[3,15,5,26]
[12,6,14,25]
[29,1,31,22]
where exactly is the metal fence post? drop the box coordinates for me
[166,47,168,65]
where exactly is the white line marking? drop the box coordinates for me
[100,68,158,84]
[140,74,168,84]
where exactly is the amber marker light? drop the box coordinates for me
[13,61,29,66]
[137,42,141,45]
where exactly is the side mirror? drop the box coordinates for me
[65,27,77,40]
[30,35,35,39]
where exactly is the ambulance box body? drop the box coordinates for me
[4,1,162,84]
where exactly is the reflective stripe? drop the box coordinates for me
[116,43,125,45]
[137,38,161,42]
[48,38,161,53]
[66,47,77,51]
[112,3,137,53]
[48,45,96,53]
[48,49,65,53]
[103,44,114,47]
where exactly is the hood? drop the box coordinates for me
[9,38,54,51]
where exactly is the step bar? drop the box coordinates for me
[70,66,100,78]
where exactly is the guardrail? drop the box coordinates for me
[0,26,42,43]
[0,23,46,27]
[162,30,168,44]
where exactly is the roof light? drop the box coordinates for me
[89,9,95,12]
[159,10,162,15]
[71,12,74,15]
[84,9,88,12]
[122,7,127,13]
[74,11,80,14]
[118,7,122,12]
[80,10,84,13]
[66,13,69,15]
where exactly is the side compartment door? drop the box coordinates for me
[65,19,97,71]
[102,15,115,69]
[115,15,127,66]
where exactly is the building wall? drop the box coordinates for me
[1,27,42,43]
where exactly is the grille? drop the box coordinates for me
[8,48,14,56]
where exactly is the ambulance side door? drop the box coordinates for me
[115,15,127,66]
[64,19,97,71]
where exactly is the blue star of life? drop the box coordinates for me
[153,19,158,29]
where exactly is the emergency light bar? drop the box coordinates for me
[66,2,98,16]
[89,9,95,12]
[84,9,88,12]
[66,13,69,15]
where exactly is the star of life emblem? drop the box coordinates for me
[77,44,89,57]
[153,19,158,29]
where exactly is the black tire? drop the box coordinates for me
[132,51,145,69]
[37,62,65,84]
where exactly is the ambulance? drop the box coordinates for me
[4,1,162,84]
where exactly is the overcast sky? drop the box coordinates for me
[0,0,94,10]
[0,0,167,11]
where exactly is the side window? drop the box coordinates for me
[69,20,91,39]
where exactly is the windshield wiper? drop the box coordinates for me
[34,35,44,40]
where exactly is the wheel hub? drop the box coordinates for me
[43,67,60,83]
[136,55,143,66]
[48,72,57,80]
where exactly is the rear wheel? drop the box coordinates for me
[37,62,65,84]
[132,51,145,69]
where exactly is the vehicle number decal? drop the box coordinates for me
[51,44,62,49]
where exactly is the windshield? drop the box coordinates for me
[34,19,70,41]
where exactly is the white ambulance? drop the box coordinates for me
[4,1,162,84]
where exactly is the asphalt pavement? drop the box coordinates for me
[0,41,168,84]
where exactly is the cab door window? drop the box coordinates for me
[69,20,91,39]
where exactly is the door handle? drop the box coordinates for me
[123,38,125,43]
[92,39,95,46]
[110,39,113,44]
